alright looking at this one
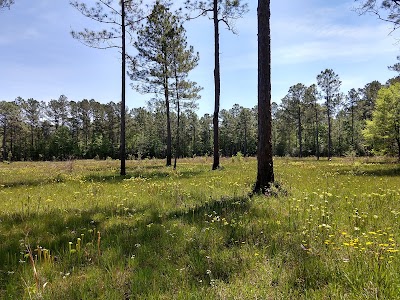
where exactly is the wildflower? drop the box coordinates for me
[387,249,399,253]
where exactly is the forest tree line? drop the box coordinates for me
[0,95,255,161]
[1,69,399,162]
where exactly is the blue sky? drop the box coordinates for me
[0,0,399,116]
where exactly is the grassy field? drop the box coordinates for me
[0,156,400,299]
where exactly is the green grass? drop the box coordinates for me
[0,157,400,299]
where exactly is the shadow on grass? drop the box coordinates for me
[83,168,205,183]
[0,174,67,188]
[338,164,400,177]
[0,165,206,188]
[359,166,400,177]
[0,194,331,299]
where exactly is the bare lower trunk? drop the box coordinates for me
[298,106,302,158]
[165,88,172,167]
[120,0,126,176]
[174,100,180,170]
[327,109,332,159]
[397,137,400,162]
[316,118,319,160]
[2,123,6,161]
[351,105,354,148]
[212,0,220,170]
[254,0,274,193]
[164,67,172,166]
[244,120,247,156]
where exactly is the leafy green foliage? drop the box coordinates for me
[363,82,400,159]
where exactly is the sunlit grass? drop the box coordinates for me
[0,157,399,299]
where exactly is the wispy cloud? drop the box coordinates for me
[271,5,398,66]
[0,28,41,45]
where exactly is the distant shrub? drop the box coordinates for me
[232,151,243,163]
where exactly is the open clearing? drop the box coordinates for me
[1,157,400,299]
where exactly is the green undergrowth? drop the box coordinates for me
[0,157,400,299]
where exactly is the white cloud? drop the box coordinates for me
[271,9,399,66]
[0,27,41,45]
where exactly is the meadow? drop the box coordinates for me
[0,156,400,299]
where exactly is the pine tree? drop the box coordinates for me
[70,0,143,175]
[317,69,342,159]
[130,1,201,167]
[185,0,248,170]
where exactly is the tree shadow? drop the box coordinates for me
[359,166,400,177]
[0,194,332,298]
[83,168,206,183]
[337,164,400,177]
[0,165,206,188]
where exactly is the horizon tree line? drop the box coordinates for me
[1,72,399,162]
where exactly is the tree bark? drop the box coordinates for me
[30,124,34,153]
[244,119,248,156]
[315,102,320,160]
[173,56,180,170]
[174,100,180,170]
[351,104,354,148]
[254,0,274,193]
[327,105,332,159]
[2,122,6,161]
[11,126,14,159]
[298,105,302,158]
[165,75,172,167]
[212,0,220,170]
[120,0,126,176]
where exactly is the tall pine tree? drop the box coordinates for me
[70,0,143,175]
[130,1,201,167]
[185,0,248,170]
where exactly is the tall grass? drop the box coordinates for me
[0,157,399,299]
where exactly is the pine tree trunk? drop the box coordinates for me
[2,122,6,161]
[298,106,302,158]
[174,100,180,170]
[327,107,332,159]
[193,125,196,156]
[351,105,354,148]
[244,119,247,156]
[173,51,180,169]
[120,0,126,176]
[165,79,172,167]
[396,137,400,162]
[315,104,320,160]
[11,126,14,159]
[30,124,34,158]
[254,0,274,193]
[212,0,220,170]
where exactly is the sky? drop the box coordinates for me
[0,0,399,117]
